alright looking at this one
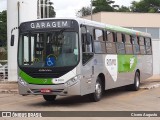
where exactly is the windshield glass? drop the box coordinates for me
[18,31,79,68]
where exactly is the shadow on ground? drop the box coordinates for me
[26,86,139,107]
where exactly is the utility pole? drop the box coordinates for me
[38,0,41,18]
[43,0,45,18]
[91,0,93,20]
[47,0,50,18]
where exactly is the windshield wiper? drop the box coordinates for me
[56,28,66,36]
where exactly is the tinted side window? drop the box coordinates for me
[132,36,140,54]
[125,34,133,54]
[106,31,116,54]
[139,37,146,55]
[107,31,114,42]
[145,37,152,55]
[94,29,104,41]
[94,29,106,53]
[116,33,125,54]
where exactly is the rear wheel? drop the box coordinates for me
[126,71,140,91]
[43,95,56,102]
[89,77,103,102]
[132,71,140,91]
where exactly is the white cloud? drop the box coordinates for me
[0,0,7,12]
[114,0,137,7]
[51,0,140,17]
[51,0,91,17]
[0,0,140,16]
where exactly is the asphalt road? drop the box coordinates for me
[0,85,159,120]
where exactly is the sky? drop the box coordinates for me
[0,0,139,17]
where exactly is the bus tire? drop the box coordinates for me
[89,77,103,102]
[43,95,56,102]
[132,71,140,91]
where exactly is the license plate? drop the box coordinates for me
[40,89,51,93]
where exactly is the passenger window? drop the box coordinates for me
[145,37,152,54]
[132,36,140,54]
[139,37,146,55]
[94,29,104,41]
[117,33,123,42]
[106,31,114,42]
[94,41,106,53]
[125,34,133,54]
[116,33,125,54]
[106,31,116,54]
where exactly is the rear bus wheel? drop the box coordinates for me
[132,71,140,91]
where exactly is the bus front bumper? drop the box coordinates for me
[18,79,81,96]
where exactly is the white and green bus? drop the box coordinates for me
[15,18,152,102]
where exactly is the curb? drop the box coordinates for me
[140,83,160,90]
[0,81,18,94]
[0,89,18,94]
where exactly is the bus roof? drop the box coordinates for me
[75,18,151,38]
[20,17,151,38]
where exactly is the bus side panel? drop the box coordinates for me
[80,58,96,96]
[105,54,135,89]
[137,55,153,81]
[94,54,116,90]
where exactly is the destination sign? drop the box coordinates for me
[30,20,71,29]
[19,19,79,33]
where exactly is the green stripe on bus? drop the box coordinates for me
[19,70,53,84]
[118,55,137,72]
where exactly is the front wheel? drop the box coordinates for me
[89,77,103,102]
[43,95,56,102]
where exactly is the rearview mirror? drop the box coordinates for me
[11,35,15,46]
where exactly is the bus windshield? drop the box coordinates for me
[18,31,79,68]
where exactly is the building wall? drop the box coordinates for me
[83,12,160,75]
[7,0,55,81]
[7,0,37,81]
[84,12,160,28]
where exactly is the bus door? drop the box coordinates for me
[80,25,94,95]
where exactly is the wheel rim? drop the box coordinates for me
[136,74,140,87]
[95,82,102,98]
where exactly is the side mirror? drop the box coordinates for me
[86,33,91,45]
[11,35,15,46]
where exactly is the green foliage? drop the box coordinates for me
[117,6,131,12]
[0,50,7,60]
[49,5,56,18]
[130,0,160,13]
[40,0,56,18]
[92,0,117,13]
[0,10,7,47]
[77,0,132,17]
[76,7,91,17]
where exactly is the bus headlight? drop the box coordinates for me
[65,75,81,87]
[18,77,28,86]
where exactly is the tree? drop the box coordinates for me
[48,2,56,17]
[92,0,118,13]
[130,0,160,13]
[77,0,121,17]
[39,0,56,18]
[0,10,7,47]
[117,6,131,12]
[76,6,92,17]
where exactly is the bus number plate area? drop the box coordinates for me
[40,89,51,93]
